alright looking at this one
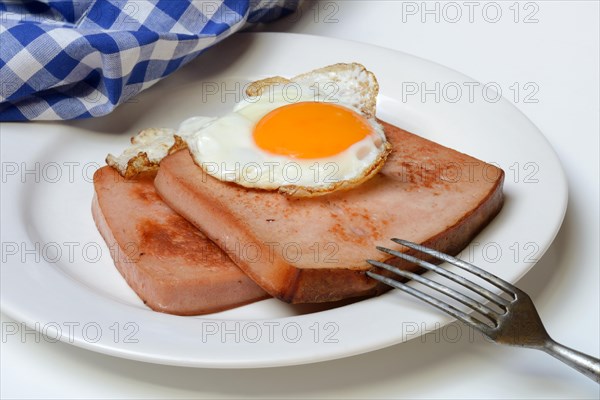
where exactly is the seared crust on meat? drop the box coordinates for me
[92,166,268,315]
[155,121,505,303]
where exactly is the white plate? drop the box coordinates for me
[0,33,567,368]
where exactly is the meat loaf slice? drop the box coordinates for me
[92,166,268,315]
[155,121,504,303]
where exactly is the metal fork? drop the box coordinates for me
[366,238,600,383]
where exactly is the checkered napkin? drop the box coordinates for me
[0,0,298,121]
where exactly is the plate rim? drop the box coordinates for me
[0,32,568,368]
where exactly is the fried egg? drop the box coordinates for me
[106,127,179,178]
[183,63,391,197]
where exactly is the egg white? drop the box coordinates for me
[182,81,388,194]
[105,63,391,195]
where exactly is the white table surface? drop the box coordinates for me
[1,1,598,398]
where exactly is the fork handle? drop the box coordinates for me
[542,339,600,383]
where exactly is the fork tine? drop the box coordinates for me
[367,260,498,323]
[376,246,510,308]
[390,239,517,297]
[366,271,493,334]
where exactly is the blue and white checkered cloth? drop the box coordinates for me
[0,0,298,121]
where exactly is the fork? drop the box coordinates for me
[366,238,600,383]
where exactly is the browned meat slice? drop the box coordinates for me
[155,121,504,303]
[92,166,269,315]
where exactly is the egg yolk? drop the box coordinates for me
[253,102,374,159]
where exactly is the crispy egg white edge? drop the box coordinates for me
[105,63,390,196]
